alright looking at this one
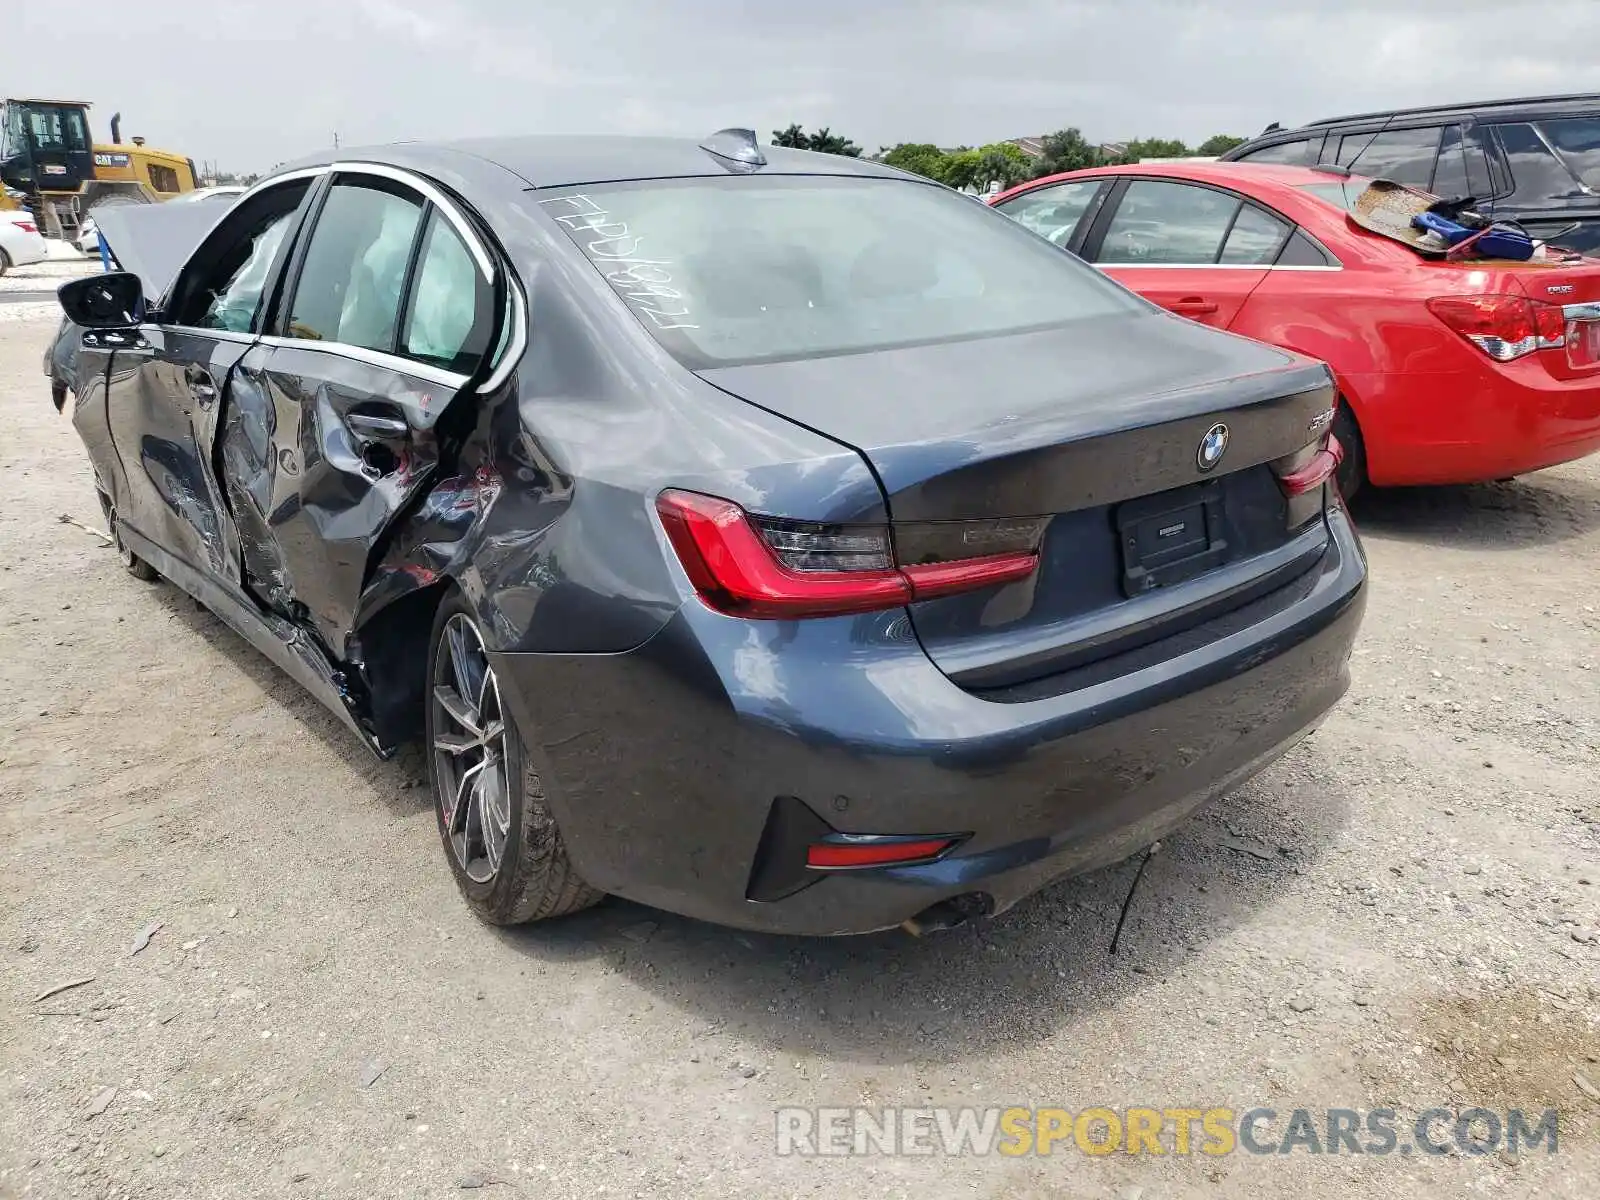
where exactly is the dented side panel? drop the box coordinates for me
[228,340,448,655]
[102,326,247,581]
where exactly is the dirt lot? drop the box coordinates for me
[1,312,1597,1199]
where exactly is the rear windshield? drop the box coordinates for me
[1296,178,1375,211]
[539,175,1144,368]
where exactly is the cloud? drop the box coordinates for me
[2,0,1595,171]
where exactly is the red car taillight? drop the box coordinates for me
[655,489,1039,619]
[15,221,37,234]
[1427,294,1566,362]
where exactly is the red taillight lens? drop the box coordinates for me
[1277,433,1344,497]
[1427,294,1566,361]
[15,221,37,234]
[806,837,958,869]
[655,490,1039,619]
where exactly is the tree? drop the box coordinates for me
[772,124,862,157]
[1121,137,1191,162]
[976,143,1030,190]
[940,148,983,190]
[880,142,948,181]
[1030,127,1103,178]
[806,127,862,158]
[1197,133,1248,156]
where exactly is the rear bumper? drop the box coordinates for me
[493,508,1367,936]
[1356,361,1600,486]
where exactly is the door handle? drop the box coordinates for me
[345,409,411,443]
[1169,296,1219,315]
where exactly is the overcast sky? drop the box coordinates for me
[5,0,1597,173]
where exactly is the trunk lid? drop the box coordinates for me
[699,312,1338,693]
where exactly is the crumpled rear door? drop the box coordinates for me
[220,339,454,653]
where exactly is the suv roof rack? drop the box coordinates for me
[1304,91,1600,129]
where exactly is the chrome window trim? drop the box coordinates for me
[328,160,496,279]
[255,334,470,389]
[1094,262,1344,272]
[165,160,524,395]
[229,166,331,207]
[478,278,526,395]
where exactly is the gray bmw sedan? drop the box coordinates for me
[56,129,1365,936]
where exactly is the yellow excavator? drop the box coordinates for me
[0,98,197,238]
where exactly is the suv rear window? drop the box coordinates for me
[539,175,1144,368]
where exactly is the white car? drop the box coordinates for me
[1,210,48,274]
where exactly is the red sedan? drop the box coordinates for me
[990,162,1600,495]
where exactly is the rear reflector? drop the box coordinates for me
[1277,433,1344,496]
[806,837,958,869]
[1427,294,1565,361]
[656,489,1038,619]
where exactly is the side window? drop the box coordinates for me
[147,164,180,194]
[1097,181,1239,265]
[170,179,311,333]
[1235,139,1313,166]
[1274,230,1334,267]
[1432,126,1471,199]
[993,180,1101,248]
[287,180,424,350]
[1337,127,1441,188]
[1220,204,1291,264]
[1494,120,1600,208]
[400,211,495,374]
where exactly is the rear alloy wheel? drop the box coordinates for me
[426,594,602,924]
[1332,402,1367,502]
[96,484,158,581]
[0,248,11,277]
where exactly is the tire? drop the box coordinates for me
[96,482,158,581]
[1332,401,1367,502]
[425,590,602,925]
[0,247,11,277]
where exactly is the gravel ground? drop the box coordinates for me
[1,314,1597,1199]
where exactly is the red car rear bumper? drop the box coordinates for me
[1352,361,1600,486]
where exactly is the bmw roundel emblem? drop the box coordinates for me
[1197,422,1230,473]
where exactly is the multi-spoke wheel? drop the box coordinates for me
[95,481,157,581]
[424,592,603,924]
[432,613,512,883]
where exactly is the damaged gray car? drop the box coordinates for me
[55,132,1365,936]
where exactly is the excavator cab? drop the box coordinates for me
[0,99,95,200]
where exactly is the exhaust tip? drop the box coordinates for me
[901,893,993,936]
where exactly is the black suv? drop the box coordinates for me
[1222,93,1600,252]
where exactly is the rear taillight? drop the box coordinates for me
[1276,433,1344,497]
[1427,294,1566,361]
[655,490,1039,619]
[15,221,37,234]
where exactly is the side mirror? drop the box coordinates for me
[58,272,146,329]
